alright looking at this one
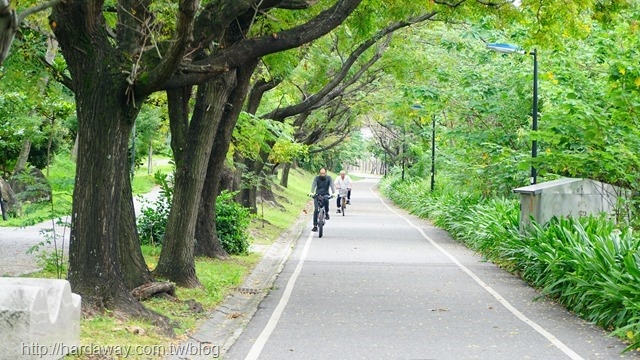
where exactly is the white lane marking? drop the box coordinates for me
[244,231,315,360]
[371,186,584,360]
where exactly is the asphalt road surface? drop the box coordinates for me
[224,174,636,360]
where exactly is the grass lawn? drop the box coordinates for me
[250,167,315,245]
[0,155,175,227]
[131,157,175,194]
[1,153,75,227]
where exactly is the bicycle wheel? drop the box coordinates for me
[341,197,346,216]
[318,208,324,238]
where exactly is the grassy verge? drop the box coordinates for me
[1,155,174,227]
[251,167,315,245]
[1,153,75,227]
[71,248,263,358]
[20,163,314,359]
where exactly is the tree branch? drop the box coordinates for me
[0,0,62,65]
[262,11,437,121]
[308,130,350,154]
[190,1,315,63]
[275,0,319,9]
[39,55,74,91]
[16,0,61,23]
[300,99,353,149]
[299,36,390,114]
[247,78,281,114]
[136,0,201,96]
[191,1,254,60]
[164,0,363,89]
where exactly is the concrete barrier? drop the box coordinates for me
[0,278,81,360]
[514,178,630,231]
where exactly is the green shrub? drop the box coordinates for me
[137,177,252,255]
[26,219,70,279]
[137,172,172,246]
[523,218,640,351]
[216,190,252,255]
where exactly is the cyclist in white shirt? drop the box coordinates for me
[334,170,353,213]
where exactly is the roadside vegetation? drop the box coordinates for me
[1,153,74,227]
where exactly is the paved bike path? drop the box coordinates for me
[223,174,634,360]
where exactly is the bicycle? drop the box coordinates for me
[337,188,348,216]
[310,193,332,238]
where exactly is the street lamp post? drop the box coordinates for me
[487,43,538,185]
[531,48,538,185]
[401,125,406,181]
[430,114,435,191]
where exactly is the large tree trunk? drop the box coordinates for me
[67,86,171,331]
[51,2,174,323]
[67,89,147,315]
[167,87,192,171]
[155,72,237,287]
[194,61,257,258]
[53,27,140,312]
[193,133,229,259]
[118,170,154,289]
[194,155,229,259]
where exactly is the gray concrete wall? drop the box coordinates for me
[514,178,629,231]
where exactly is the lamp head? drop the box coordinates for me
[486,43,525,55]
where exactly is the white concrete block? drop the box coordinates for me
[0,278,81,360]
[514,178,631,230]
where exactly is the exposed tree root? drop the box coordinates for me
[131,281,176,301]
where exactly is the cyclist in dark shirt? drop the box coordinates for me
[310,168,335,232]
